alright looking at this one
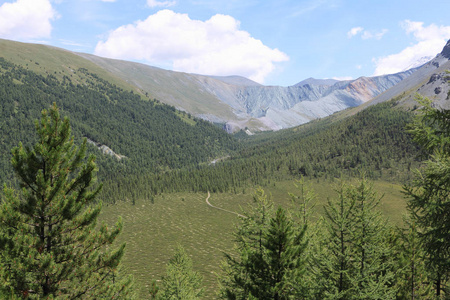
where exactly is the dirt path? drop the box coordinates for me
[205,191,246,218]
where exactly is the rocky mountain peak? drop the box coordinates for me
[442,39,450,59]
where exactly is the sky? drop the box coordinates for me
[1,0,450,86]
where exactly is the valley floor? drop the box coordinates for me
[100,178,407,299]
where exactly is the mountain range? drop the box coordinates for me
[76,52,417,132]
[1,38,450,134]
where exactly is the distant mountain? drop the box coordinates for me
[0,38,424,132]
[294,77,340,87]
[75,51,416,132]
[209,75,262,86]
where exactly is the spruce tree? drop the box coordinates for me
[0,104,132,298]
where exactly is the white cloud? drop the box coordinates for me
[347,27,363,38]
[332,76,353,81]
[147,0,176,8]
[373,20,450,76]
[94,10,289,83]
[0,0,57,40]
[348,26,387,40]
[361,29,388,40]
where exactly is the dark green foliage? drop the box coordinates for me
[0,57,239,202]
[404,95,450,296]
[219,188,308,299]
[125,99,422,197]
[0,104,132,298]
[0,56,423,201]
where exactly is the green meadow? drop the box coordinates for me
[100,178,407,298]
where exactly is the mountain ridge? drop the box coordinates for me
[1,38,441,132]
[75,51,416,132]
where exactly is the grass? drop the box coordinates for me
[0,38,145,96]
[99,178,408,299]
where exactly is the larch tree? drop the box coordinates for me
[405,95,450,296]
[157,245,203,300]
[219,188,274,300]
[0,103,133,299]
[395,215,434,299]
[316,183,356,299]
[219,188,309,299]
[348,178,397,299]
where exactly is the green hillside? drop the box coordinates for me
[0,56,239,203]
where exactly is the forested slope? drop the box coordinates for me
[0,54,426,204]
[0,57,239,192]
[108,98,423,201]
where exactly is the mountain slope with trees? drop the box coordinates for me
[0,57,239,196]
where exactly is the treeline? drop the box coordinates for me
[99,99,423,203]
[0,57,239,186]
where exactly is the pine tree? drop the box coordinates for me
[157,245,203,300]
[0,103,132,298]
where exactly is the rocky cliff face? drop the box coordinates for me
[442,39,450,59]
[201,70,414,131]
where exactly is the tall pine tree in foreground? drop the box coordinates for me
[0,104,133,298]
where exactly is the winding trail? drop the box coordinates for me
[205,191,246,218]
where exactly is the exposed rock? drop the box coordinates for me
[76,45,420,132]
[86,138,126,160]
[429,74,441,84]
[442,39,450,59]
[435,87,442,94]
[433,61,440,68]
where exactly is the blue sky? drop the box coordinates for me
[1,0,450,86]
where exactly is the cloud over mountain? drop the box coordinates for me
[373,20,450,76]
[0,0,56,40]
[94,10,288,83]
